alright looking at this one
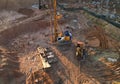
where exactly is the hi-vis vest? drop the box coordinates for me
[76,47,82,57]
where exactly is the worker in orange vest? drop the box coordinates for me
[76,42,84,60]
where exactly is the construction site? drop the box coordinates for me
[0,0,120,84]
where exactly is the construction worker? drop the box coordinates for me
[83,40,89,59]
[76,42,84,60]
[76,41,88,60]
[83,48,87,60]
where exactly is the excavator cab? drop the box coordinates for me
[57,30,72,45]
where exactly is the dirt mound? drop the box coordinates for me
[18,8,34,16]
[85,26,109,49]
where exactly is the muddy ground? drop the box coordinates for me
[0,8,120,84]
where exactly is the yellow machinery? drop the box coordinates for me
[51,0,72,44]
[53,0,58,42]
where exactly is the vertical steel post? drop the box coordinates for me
[53,0,58,42]
[39,0,42,9]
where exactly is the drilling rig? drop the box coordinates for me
[52,0,72,44]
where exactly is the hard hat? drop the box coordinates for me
[77,41,85,47]
[77,41,84,45]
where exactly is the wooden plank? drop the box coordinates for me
[39,54,51,69]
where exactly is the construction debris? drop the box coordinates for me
[107,58,117,63]
[26,70,53,84]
